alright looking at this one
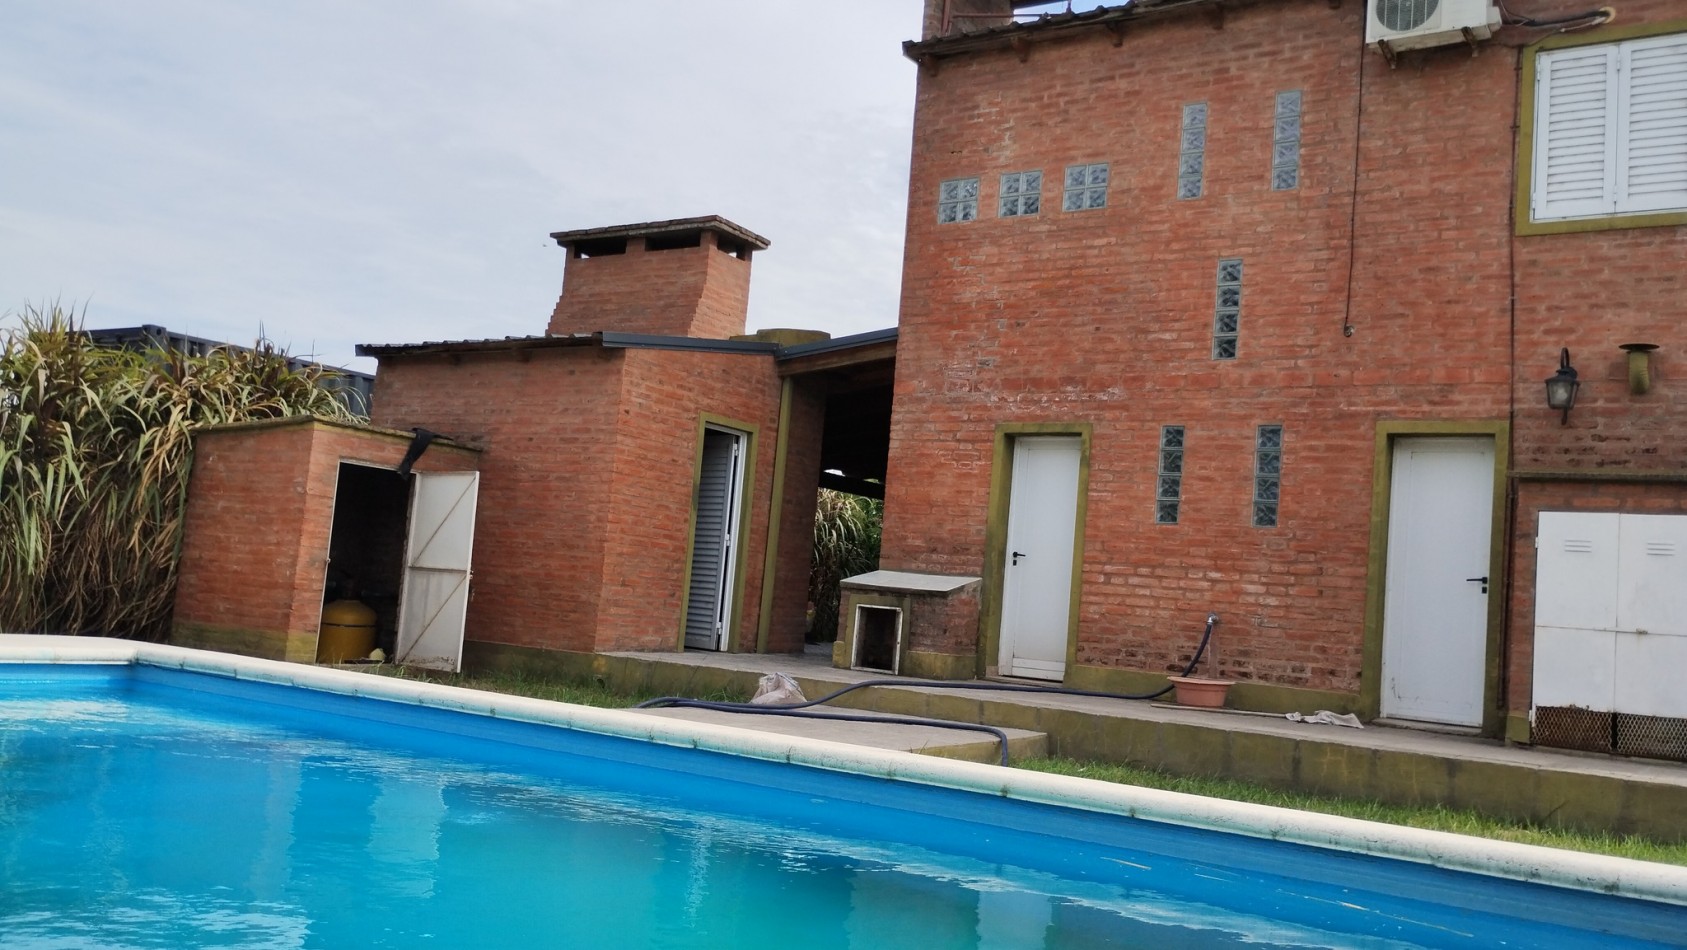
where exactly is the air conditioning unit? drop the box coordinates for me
[1367,0,1501,53]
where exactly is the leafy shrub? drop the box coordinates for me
[808,488,881,643]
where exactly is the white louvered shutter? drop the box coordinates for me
[1533,44,1618,221]
[1616,34,1687,216]
[684,430,740,650]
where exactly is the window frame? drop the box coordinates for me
[1156,425,1185,525]
[937,176,980,224]
[1271,90,1303,191]
[1062,162,1110,212]
[1252,424,1283,528]
[1212,258,1243,361]
[1516,21,1687,235]
[998,169,1043,217]
[1178,102,1208,200]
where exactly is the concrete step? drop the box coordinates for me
[635,706,1047,764]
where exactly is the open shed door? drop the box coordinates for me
[395,472,480,671]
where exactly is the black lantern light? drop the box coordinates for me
[1545,347,1579,425]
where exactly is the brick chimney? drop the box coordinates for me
[546,216,770,340]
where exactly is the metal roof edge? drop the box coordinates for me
[597,332,780,355]
[549,215,771,251]
[775,327,899,361]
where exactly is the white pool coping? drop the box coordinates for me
[5,635,1685,908]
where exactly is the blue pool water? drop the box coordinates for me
[0,665,1680,949]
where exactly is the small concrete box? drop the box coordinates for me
[835,570,982,680]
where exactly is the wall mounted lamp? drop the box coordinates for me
[1544,348,1579,425]
[1619,343,1658,396]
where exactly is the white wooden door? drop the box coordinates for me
[1379,438,1494,725]
[395,472,480,672]
[684,427,744,651]
[998,436,1081,680]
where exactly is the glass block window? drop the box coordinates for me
[938,177,979,224]
[1213,258,1243,360]
[1156,426,1185,524]
[1272,91,1302,191]
[1062,163,1110,211]
[999,170,1042,217]
[1253,425,1283,527]
[1178,102,1208,199]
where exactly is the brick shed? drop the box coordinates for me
[356,217,895,670]
[172,416,482,664]
[170,216,894,672]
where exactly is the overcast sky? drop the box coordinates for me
[1,3,925,373]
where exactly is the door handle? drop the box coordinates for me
[1465,575,1488,594]
[1012,551,1027,566]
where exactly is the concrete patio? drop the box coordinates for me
[480,644,1687,843]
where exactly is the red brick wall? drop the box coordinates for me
[173,420,480,658]
[371,345,809,655]
[175,424,316,649]
[1513,226,1687,472]
[372,348,624,653]
[889,2,1683,701]
[547,234,753,340]
[766,383,827,652]
[886,2,1527,694]
[600,349,785,651]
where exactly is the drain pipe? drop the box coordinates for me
[638,614,1221,766]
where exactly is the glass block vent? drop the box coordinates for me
[938,177,979,224]
[1253,424,1282,527]
[1157,426,1185,524]
[1063,163,1109,212]
[1179,102,1208,200]
[1272,90,1302,191]
[1213,258,1243,360]
[999,170,1042,217]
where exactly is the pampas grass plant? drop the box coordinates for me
[0,302,359,640]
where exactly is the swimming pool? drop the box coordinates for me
[2,638,1684,948]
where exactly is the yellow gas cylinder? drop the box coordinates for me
[316,598,378,663]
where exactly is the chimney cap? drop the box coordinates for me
[549,215,770,251]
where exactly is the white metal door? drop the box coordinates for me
[684,427,744,651]
[395,471,480,672]
[1379,437,1494,726]
[998,436,1081,680]
[1535,512,1687,719]
[1533,511,1620,711]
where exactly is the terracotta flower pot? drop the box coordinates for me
[1167,675,1234,708]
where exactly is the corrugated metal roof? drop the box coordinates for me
[356,328,900,363]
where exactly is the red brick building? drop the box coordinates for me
[171,2,1684,759]
[174,217,895,671]
[872,0,1685,750]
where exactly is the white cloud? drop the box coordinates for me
[0,2,921,372]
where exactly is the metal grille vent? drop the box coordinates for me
[1533,706,1613,754]
[1535,707,1687,763]
[1375,0,1440,31]
[1614,713,1687,761]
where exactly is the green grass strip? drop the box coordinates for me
[1018,757,1687,866]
